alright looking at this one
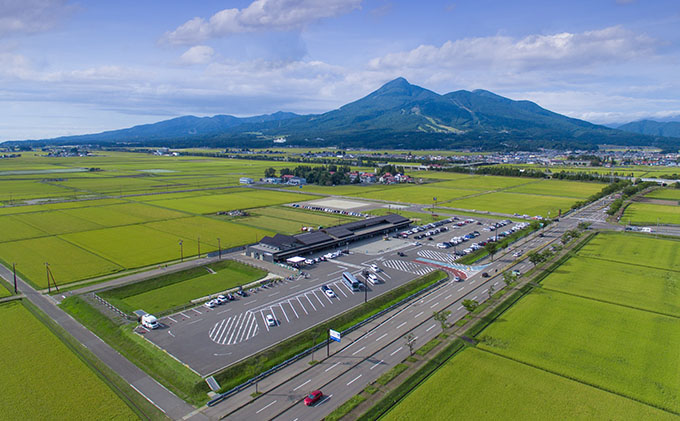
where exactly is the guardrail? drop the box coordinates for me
[206,274,449,407]
[91,293,134,321]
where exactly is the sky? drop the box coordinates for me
[1,0,680,140]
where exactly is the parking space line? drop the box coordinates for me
[191,308,201,315]
[293,379,311,392]
[370,360,384,370]
[167,316,177,323]
[333,281,348,298]
[304,294,317,311]
[339,282,355,295]
[352,346,366,356]
[311,291,325,307]
[322,289,333,303]
[390,347,403,356]
[180,312,191,319]
[325,362,340,372]
[347,374,362,386]
[260,311,270,332]
[279,303,290,323]
[296,297,309,315]
[287,300,299,318]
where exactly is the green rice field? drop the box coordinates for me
[446,191,575,217]
[646,188,680,201]
[622,202,680,225]
[0,301,136,419]
[578,232,680,271]
[505,179,604,198]
[384,348,673,421]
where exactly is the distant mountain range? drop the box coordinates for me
[5,77,678,151]
[616,119,680,139]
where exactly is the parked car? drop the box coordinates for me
[266,314,276,327]
[216,295,227,305]
[370,264,380,272]
[304,390,323,406]
[204,300,216,308]
[321,285,336,298]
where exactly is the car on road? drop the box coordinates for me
[321,285,336,298]
[482,272,490,278]
[453,276,462,282]
[216,295,227,305]
[266,314,276,327]
[204,300,216,309]
[397,251,407,256]
[512,270,521,276]
[304,390,323,406]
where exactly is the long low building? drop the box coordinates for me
[246,213,410,263]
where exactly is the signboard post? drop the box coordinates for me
[328,329,341,357]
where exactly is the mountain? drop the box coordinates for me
[6,78,676,151]
[617,119,680,138]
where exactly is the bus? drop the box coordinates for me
[342,271,362,291]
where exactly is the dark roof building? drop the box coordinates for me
[246,213,410,263]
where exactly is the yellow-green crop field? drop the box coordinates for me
[387,232,680,418]
[384,348,673,421]
[0,301,137,419]
[623,202,680,225]
[646,188,680,201]
[150,189,312,214]
[505,179,604,198]
[0,281,10,297]
[445,191,575,216]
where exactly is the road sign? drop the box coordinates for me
[329,329,341,343]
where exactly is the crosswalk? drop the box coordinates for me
[209,311,259,345]
[417,249,458,263]
[382,260,435,276]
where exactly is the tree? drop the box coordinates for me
[502,271,516,287]
[405,333,416,356]
[433,309,451,332]
[484,242,499,261]
[264,167,276,178]
[488,284,495,300]
[462,299,479,312]
[577,222,591,231]
[279,167,292,176]
[528,251,544,267]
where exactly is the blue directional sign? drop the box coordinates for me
[330,329,341,343]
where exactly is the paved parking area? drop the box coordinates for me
[141,213,520,376]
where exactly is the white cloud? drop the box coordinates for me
[162,0,362,45]
[0,0,71,37]
[180,45,215,65]
[369,26,657,72]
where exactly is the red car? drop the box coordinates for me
[304,390,323,406]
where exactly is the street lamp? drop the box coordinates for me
[179,240,184,262]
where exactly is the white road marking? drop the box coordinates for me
[260,311,270,332]
[472,296,478,300]
[370,360,384,370]
[430,302,439,308]
[347,374,362,386]
[445,294,452,299]
[296,297,309,315]
[352,346,366,356]
[217,308,232,315]
[179,312,191,319]
[279,303,290,323]
[287,300,299,319]
[227,312,244,344]
[426,324,436,332]
[293,379,311,391]
[390,347,403,356]
[325,362,340,372]
[482,289,488,294]
[458,287,464,291]
[167,316,177,323]
[187,318,203,326]
[333,282,348,298]
[375,333,388,342]
[415,311,424,318]
[457,306,464,310]
[268,291,280,297]
[396,322,407,329]
[168,331,175,337]
[256,400,277,414]
[311,290,325,307]
[191,308,202,315]
[289,284,301,289]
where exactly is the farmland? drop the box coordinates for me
[622,202,680,225]
[383,348,673,421]
[234,206,358,234]
[505,179,604,198]
[102,260,266,314]
[445,191,575,217]
[383,232,680,418]
[0,301,136,419]
[646,188,680,201]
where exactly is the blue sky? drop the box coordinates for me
[1,0,679,140]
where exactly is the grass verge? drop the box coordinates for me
[60,296,208,406]
[326,395,367,421]
[376,364,409,386]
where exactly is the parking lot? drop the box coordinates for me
[142,213,526,376]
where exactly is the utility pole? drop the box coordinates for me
[364,282,367,303]
[198,236,201,258]
[326,330,330,357]
[218,238,222,259]
[46,262,50,293]
[179,240,184,262]
[13,263,17,294]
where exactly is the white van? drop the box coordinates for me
[141,314,159,330]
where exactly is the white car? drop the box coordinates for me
[367,273,380,284]
[370,264,380,272]
[321,285,336,298]
[266,314,276,327]
[204,300,216,309]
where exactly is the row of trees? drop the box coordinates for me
[606,181,657,215]
[264,164,355,186]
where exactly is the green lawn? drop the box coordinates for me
[383,348,674,421]
[105,260,266,314]
[477,290,680,413]
[622,202,680,225]
[0,301,137,420]
[542,255,680,317]
[577,232,680,272]
[446,191,575,217]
